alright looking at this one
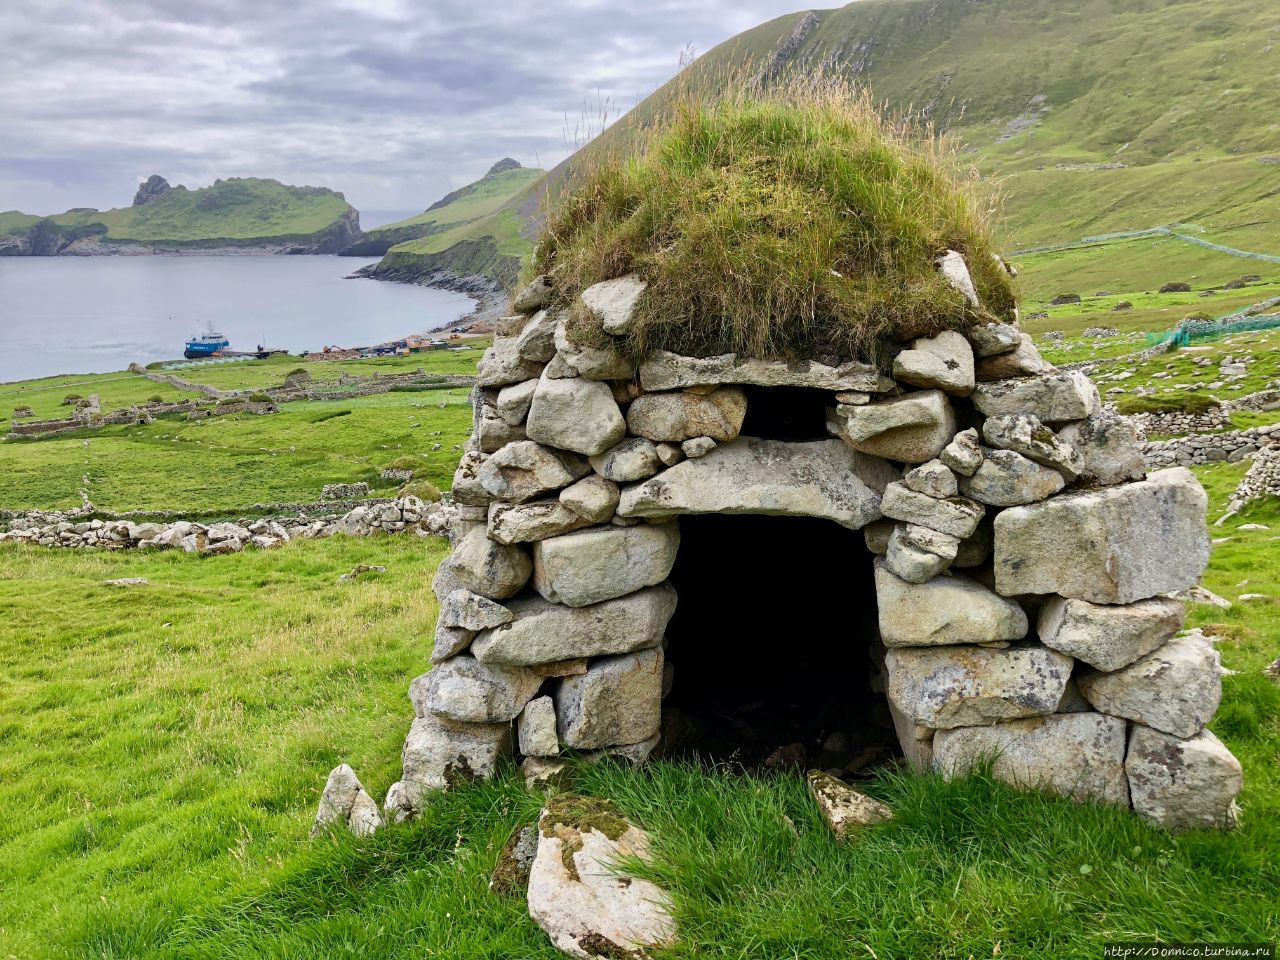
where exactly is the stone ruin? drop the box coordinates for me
[382,264,1244,832]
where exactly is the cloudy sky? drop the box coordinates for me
[1,0,814,222]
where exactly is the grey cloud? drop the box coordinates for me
[0,0,811,215]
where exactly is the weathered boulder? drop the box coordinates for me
[971,370,1096,422]
[806,770,893,838]
[312,763,385,837]
[488,499,594,544]
[452,450,493,506]
[1077,634,1222,738]
[513,275,553,313]
[876,564,1028,646]
[940,427,983,477]
[935,250,979,307]
[638,350,893,392]
[477,338,544,388]
[450,525,532,599]
[472,583,677,665]
[581,274,647,335]
[431,622,474,663]
[883,523,959,583]
[518,695,560,757]
[1125,726,1242,829]
[496,378,538,425]
[958,448,1066,506]
[974,334,1054,381]
[440,589,514,632]
[933,714,1129,806]
[527,794,677,958]
[981,414,1083,480]
[516,310,559,362]
[532,523,680,607]
[992,468,1210,603]
[411,656,543,724]
[477,402,527,452]
[885,645,1072,728]
[1037,596,1185,671]
[554,320,636,380]
[879,482,985,539]
[397,713,512,798]
[490,823,539,895]
[478,440,591,503]
[626,387,747,443]
[827,389,956,464]
[617,437,897,530]
[968,322,1022,358]
[526,376,626,456]
[589,437,662,482]
[903,459,957,498]
[555,648,664,749]
[559,474,620,523]
[892,330,975,395]
[1057,411,1147,487]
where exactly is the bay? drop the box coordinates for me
[0,255,475,383]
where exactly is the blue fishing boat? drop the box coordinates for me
[184,329,230,359]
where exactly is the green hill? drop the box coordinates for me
[387,0,1279,306]
[353,161,545,292]
[0,176,361,255]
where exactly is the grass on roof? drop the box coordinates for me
[528,72,1017,364]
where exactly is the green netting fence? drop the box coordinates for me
[1146,303,1280,349]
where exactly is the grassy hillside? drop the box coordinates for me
[393,0,1279,309]
[0,178,360,254]
[350,163,544,277]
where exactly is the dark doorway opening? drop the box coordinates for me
[662,513,898,779]
[739,386,832,442]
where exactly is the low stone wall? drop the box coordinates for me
[1129,407,1232,437]
[1143,424,1280,468]
[1227,444,1280,513]
[0,497,454,551]
[131,364,233,398]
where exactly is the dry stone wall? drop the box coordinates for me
[383,272,1241,832]
[1143,423,1280,468]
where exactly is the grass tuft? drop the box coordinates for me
[529,71,1017,364]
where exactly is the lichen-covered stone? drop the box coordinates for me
[1077,634,1222,738]
[411,656,542,724]
[974,333,1054,381]
[827,389,956,464]
[883,523,959,583]
[626,387,747,443]
[618,437,897,530]
[555,648,664,750]
[1126,726,1241,829]
[981,414,1083,480]
[806,770,893,838]
[892,330,975,396]
[559,474,620,523]
[885,645,1072,728]
[487,500,594,544]
[876,563,1028,646]
[449,525,532,599]
[440,589,514,632]
[958,448,1066,506]
[526,376,626,456]
[532,523,680,607]
[581,274,647,335]
[934,714,1129,806]
[1037,596,1185,671]
[879,482,985,539]
[589,437,662,482]
[993,468,1210,603]
[519,695,560,757]
[638,350,892,392]
[478,440,591,503]
[472,583,677,665]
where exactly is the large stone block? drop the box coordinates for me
[450,525,532,600]
[885,645,1072,729]
[440,589,514,632]
[1077,634,1222,738]
[958,448,1066,506]
[892,330,975,396]
[472,583,677,665]
[876,564,1028,646]
[559,474,620,523]
[1125,726,1242,829]
[617,437,897,530]
[827,389,956,464]
[477,337,545,388]
[399,713,512,793]
[626,387,747,443]
[992,468,1210,603]
[883,523,958,583]
[487,500,594,545]
[974,333,1054,381]
[526,376,626,456]
[879,482,985,538]
[478,440,591,503]
[971,369,1097,422]
[934,713,1129,806]
[581,274,647,335]
[589,438,662,482]
[638,350,893,392]
[555,648,663,749]
[553,319,636,380]
[410,656,543,724]
[1037,596,1185,671]
[981,414,1083,480]
[532,522,680,607]
[1057,411,1147,486]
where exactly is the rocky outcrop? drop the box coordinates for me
[133,174,176,206]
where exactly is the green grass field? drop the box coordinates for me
[0,461,1276,958]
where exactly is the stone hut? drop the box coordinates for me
[384,265,1242,832]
